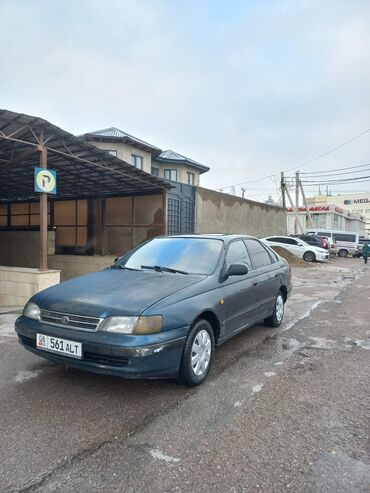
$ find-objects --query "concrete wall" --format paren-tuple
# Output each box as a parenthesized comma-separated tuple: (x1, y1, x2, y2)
(0, 266, 60, 306)
(0, 231, 55, 268)
(195, 187, 286, 237)
(48, 254, 115, 281)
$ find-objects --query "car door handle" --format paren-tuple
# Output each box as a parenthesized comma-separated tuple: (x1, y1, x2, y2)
(253, 281, 258, 286)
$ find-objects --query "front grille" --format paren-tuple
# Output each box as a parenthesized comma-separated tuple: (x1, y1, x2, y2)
(40, 309, 102, 332)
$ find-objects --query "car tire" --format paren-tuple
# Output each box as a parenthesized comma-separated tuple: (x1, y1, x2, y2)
(303, 251, 316, 262)
(177, 319, 215, 387)
(338, 249, 348, 258)
(264, 291, 285, 328)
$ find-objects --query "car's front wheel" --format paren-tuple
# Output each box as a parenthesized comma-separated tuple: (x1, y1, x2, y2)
(177, 319, 215, 386)
(264, 291, 285, 327)
(303, 251, 316, 262)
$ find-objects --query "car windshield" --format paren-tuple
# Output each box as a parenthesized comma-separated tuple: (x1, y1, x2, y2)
(113, 237, 224, 275)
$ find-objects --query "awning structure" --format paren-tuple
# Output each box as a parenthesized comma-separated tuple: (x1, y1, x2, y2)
(0, 109, 171, 270)
(0, 109, 171, 203)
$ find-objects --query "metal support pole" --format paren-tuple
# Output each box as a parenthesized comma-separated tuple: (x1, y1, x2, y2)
(39, 146, 48, 271)
(280, 172, 286, 209)
(162, 190, 168, 235)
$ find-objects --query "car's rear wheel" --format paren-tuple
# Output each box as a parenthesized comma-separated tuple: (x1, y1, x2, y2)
(264, 292, 285, 327)
(303, 251, 316, 262)
(338, 249, 348, 258)
(177, 319, 215, 386)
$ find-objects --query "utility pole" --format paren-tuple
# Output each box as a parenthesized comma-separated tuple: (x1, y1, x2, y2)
(285, 185, 305, 234)
(280, 171, 286, 209)
(294, 171, 300, 234)
(299, 177, 314, 229)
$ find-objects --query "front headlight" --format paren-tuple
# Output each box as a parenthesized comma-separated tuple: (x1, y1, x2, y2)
(99, 315, 163, 334)
(23, 301, 40, 320)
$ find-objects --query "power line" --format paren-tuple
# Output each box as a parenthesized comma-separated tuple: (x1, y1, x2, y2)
(285, 128, 370, 172)
(219, 174, 276, 191)
(302, 175, 370, 184)
(299, 166, 370, 179)
(302, 162, 370, 175)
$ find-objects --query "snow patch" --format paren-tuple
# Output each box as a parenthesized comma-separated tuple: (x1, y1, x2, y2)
(15, 370, 42, 383)
(252, 384, 264, 393)
(264, 371, 276, 378)
(149, 448, 180, 464)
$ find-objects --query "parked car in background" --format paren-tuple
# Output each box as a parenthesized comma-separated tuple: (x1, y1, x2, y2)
(321, 235, 337, 255)
(291, 234, 324, 249)
(355, 238, 370, 257)
(305, 230, 359, 257)
(15, 235, 292, 386)
(262, 235, 329, 262)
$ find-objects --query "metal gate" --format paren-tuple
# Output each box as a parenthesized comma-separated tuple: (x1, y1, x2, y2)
(167, 182, 195, 235)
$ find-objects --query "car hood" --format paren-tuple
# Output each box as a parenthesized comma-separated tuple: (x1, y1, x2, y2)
(32, 268, 205, 317)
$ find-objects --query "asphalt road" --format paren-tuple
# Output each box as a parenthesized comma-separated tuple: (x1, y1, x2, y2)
(0, 257, 369, 492)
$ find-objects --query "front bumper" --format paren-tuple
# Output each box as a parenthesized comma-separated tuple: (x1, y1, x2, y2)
(15, 316, 188, 379)
(317, 252, 329, 262)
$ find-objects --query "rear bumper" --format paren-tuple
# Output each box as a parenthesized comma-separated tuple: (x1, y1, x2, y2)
(15, 316, 188, 379)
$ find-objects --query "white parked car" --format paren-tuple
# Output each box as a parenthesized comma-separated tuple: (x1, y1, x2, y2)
(262, 236, 329, 262)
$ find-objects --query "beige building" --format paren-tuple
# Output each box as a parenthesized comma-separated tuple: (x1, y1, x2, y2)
(82, 128, 210, 186)
(307, 192, 370, 236)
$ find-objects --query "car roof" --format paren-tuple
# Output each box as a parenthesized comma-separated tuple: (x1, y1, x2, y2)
(160, 234, 260, 243)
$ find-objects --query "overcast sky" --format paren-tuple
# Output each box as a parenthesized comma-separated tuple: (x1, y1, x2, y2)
(1, 0, 369, 202)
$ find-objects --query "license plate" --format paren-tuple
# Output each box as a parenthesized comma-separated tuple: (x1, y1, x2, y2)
(36, 333, 82, 359)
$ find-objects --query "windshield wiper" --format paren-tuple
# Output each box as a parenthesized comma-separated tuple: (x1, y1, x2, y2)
(141, 265, 188, 275)
(111, 265, 141, 271)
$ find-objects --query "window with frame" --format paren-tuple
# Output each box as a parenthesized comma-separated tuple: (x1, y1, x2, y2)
(187, 172, 194, 185)
(151, 166, 159, 177)
(226, 240, 252, 269)
(244, 239, 273, 269)
(0, 204, 8, 226)
(9, 202, 50, 226)
(164, 169, 177, 181)
(54, 200, 88, 253)
(107, 150, 117, 157)
(131, 154, 143, 169)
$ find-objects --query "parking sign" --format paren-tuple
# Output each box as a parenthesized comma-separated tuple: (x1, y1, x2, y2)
(34, 168, 57, 194)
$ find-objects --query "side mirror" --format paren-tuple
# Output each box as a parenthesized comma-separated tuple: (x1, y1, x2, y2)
(226, 263, 249, 278)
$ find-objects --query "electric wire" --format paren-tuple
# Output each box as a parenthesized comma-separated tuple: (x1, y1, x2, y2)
(284, 128, 370, 172)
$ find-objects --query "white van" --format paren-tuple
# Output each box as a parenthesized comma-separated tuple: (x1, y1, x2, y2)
(305, 230, 359, 257)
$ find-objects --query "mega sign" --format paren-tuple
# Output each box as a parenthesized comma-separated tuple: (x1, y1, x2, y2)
(343, 198, 369, 205)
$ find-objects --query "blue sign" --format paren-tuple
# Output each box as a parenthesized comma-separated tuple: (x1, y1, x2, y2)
(34, 168, 57, 194)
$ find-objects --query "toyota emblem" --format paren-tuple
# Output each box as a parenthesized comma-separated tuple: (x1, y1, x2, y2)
(61, 315, 70, 325)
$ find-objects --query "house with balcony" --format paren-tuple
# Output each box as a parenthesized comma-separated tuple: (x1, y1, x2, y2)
(82, 127, 210, 186)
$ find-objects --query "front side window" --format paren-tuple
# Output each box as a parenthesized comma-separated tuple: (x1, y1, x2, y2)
(245, 239, 272, 269)
(116, 237, 223, 275)
(164, 169, 177, 181)
(187, 172, 194, 185)
(131, 154, 143, 169)
(151, 167, 159, 176)
(226, 240, 251, 269)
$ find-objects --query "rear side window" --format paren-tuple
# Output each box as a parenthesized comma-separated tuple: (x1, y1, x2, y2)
(286, 238, 298, 245)
(245, 239, 273, 269)
(226, 240, 252, 269)
(333, 233, 356, 242)
(267, 237, 288, 244)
